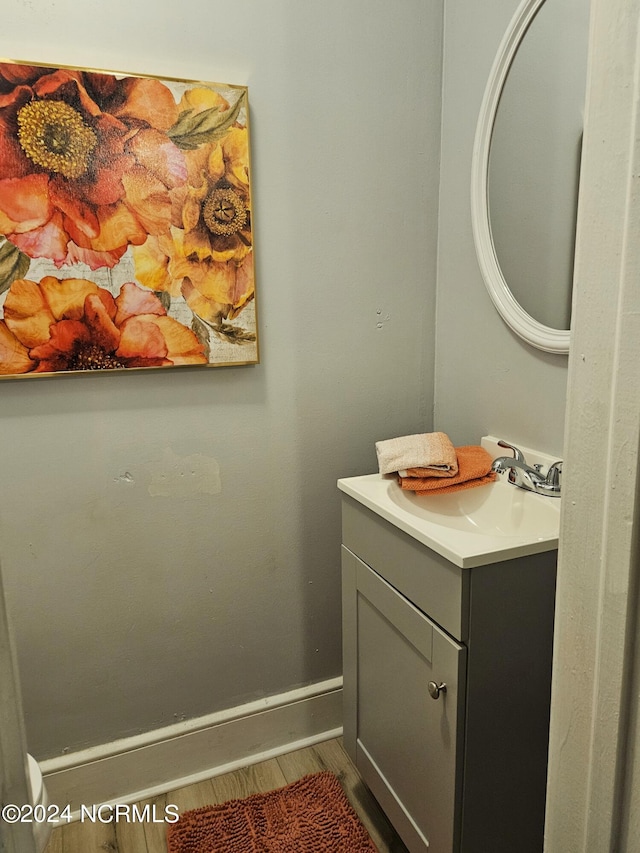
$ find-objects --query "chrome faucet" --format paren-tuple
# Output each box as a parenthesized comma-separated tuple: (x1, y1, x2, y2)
(491, 440, 562, 497)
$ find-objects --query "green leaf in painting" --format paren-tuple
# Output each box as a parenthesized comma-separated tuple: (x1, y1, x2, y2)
(168, 91, 246, 150)
(154, 290, 172, 312)
(191, 314, 211, 361)
(169, 105, 221, 139)
(212, 322, 256, 345)
(0, 238, 30, 296)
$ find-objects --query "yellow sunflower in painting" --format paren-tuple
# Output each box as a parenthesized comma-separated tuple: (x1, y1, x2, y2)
(134, 225, 254, 326)
(133, 88, 254, 330)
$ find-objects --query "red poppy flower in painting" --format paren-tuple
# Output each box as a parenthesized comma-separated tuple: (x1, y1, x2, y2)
(0, 318, 33, 374)
(1, 276, 206, 374)
(0, 63, 187, 269)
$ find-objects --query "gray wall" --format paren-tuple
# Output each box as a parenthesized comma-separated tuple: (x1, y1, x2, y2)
(434, 0, 576, 456)
(0, 0, 443, 758)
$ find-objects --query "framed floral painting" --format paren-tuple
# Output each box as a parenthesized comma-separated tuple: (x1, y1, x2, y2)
(0, 60, 258, 378)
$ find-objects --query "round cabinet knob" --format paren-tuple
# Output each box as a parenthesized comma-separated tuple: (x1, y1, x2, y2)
(428, 681, 447, 700)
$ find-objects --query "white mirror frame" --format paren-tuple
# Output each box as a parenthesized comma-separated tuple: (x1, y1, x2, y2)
(471, 0, 571, 354)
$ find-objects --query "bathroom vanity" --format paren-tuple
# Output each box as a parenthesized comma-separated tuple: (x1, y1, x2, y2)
(339, 459, 558, 853)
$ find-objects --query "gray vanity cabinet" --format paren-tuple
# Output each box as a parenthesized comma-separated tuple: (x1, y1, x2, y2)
(343, 545, 466, 851)
(341, 494, 557, 853)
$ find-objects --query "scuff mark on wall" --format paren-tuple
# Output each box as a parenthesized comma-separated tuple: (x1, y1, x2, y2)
(375, 308, 391, 330)
(147, 447, 222, 498)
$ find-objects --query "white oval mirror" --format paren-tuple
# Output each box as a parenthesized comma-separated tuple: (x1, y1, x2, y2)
(471, 0, 589, 354)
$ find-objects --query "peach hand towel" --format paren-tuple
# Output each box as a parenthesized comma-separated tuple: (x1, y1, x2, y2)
(376, 432, 458, 476)
(399, 445, 496, 494)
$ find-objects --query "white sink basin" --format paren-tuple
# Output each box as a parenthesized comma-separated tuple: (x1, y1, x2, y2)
(388, 479, 559, 538)
(338, 470, 560, 568)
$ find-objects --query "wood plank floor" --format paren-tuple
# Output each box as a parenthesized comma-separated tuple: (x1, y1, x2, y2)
(43, 737, 408, 852)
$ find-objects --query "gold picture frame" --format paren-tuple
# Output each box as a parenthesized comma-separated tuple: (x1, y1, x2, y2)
(0, 59, 258, 379)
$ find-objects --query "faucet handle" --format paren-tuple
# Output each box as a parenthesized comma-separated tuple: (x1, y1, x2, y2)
(497, 440, 526, 463)
(545, 460, 563, 487)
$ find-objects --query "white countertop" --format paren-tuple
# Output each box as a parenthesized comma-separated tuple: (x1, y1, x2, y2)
(338, 471, 560, 568)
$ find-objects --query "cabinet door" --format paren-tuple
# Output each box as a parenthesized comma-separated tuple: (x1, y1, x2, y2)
(342, 547, 466, 853)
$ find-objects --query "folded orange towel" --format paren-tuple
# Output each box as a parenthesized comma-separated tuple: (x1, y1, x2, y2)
(399, 445, 496, 494)
(376, 431, 458, 476)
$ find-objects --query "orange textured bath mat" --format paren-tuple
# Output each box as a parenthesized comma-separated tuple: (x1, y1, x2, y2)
(166, 770, 378, 852)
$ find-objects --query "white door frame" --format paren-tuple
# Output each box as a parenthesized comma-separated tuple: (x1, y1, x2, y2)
(544, 0, 640, 849)
(0, 557, 37, 853)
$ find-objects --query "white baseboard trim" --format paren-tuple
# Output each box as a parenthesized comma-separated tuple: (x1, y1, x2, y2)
(41, 677, 343, 819)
